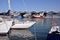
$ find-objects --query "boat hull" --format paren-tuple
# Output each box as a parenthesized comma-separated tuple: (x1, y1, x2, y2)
(0, 21, 12, 34)
(11, 21, 36, 29)
(33, 16, 43, 18)
(32, 15, 43, 18)
(47, 33, 60, 40)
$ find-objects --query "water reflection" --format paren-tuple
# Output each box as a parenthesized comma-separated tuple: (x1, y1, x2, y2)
(0, 18, 60, 40)
(9, 30, 34, 40)
(29, 18, 53, 40)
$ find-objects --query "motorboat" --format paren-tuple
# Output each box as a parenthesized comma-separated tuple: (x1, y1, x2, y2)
(33, 15, 43, 18)
(11, 21, 36, 29)
(47, 26, 60, 40)
(0, 17, 12, 34)
(32, 13, 44, 18)
(47, 31, 60, 40)
(11, 19, 36, 29)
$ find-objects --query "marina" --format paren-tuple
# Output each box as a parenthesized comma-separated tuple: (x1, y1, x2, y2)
(0, 0, 60, 40)
(0, 8, 60, 40)
(0, 14, 60, 40)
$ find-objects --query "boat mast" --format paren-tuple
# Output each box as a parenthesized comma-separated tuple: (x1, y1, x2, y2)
(8, 0, 11, 10)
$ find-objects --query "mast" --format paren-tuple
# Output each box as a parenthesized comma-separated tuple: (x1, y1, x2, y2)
(8, 0, 11, 10)
(7, 0, 11, 16)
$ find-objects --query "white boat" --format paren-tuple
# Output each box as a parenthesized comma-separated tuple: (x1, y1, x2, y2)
(0, 17, 12, 34)
(11, 20, 36, 29)
(33, 15, 42, 18)
(32, 13, 44, 18)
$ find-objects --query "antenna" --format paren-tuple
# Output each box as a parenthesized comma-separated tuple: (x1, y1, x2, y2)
(8, 0, 11, 10)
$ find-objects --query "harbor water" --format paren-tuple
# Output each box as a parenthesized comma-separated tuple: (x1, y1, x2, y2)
(0, 15, 60, 40)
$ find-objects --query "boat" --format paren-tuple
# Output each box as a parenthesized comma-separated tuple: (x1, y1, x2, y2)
(32, 13, 44, 18)
(11, 19, 36, 29)
(47, 26, 60, 40)
(47, 31, 60, 40)
(0, 17, 12, 35)
(33, 15, 43, 18)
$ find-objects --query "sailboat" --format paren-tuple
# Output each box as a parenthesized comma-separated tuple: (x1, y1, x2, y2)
(7, 0, 36, 29)
(11, 19, 36, 29)
(0, 17, 12, 35)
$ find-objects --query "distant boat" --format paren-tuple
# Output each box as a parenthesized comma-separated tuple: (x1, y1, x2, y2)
(0, 17, 12, 35)
(32, 15, 43, 18)
(32, 13, 44, 18)
(11, 20, 36, 29)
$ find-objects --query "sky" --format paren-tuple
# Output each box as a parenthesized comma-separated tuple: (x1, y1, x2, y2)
(0, 0, 60, 12)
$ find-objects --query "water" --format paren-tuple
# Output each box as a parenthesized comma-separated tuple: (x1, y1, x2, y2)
(0, 17, 60, 40)
(29, 18, 52, 40)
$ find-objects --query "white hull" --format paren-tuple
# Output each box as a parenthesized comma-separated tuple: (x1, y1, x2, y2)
(0, 21, 12, 33)
(11, 21, 36, 29)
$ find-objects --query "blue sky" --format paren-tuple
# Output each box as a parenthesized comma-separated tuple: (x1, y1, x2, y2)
(0, 0, 60, 12)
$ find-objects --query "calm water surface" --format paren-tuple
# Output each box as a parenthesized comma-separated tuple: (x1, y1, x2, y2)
(0, 18, 60, 40)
